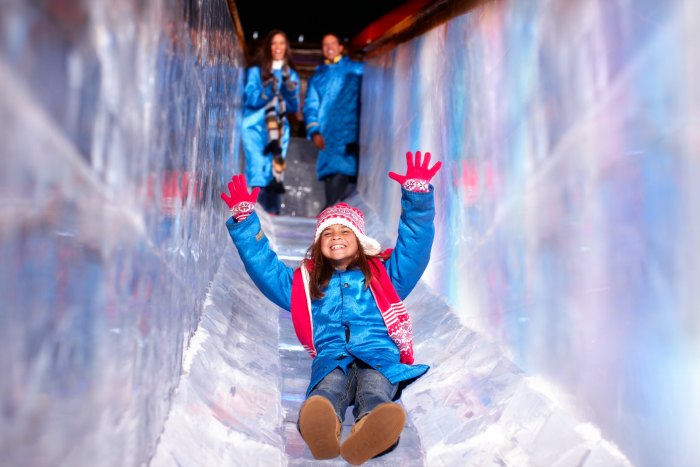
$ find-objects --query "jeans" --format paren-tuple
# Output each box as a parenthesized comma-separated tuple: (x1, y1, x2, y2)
(307, 360, 398, 423)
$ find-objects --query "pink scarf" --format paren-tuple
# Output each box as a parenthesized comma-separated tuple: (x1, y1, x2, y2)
(290, 251, 415, 365)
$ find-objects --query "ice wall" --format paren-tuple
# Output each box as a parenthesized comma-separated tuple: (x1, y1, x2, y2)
(360, 1, 700, 466)
(3, 0, 699, 466)
(0, 1, 243, 465)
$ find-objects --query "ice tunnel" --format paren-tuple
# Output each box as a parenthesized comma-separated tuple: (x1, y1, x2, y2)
(1, 0, 699, 466)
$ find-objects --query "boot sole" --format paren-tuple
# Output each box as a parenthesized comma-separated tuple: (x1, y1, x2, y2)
(340, 402, 406, 465)
(298, 396, 341, 460)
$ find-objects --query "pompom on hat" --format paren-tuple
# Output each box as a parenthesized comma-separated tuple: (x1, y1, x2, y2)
(314, 203, 381, 256)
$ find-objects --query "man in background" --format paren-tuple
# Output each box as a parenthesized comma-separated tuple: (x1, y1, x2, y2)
(303, 33, 363, 210)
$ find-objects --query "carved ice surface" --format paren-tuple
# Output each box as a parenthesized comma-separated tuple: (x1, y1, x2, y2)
(2, 1, 698, 466)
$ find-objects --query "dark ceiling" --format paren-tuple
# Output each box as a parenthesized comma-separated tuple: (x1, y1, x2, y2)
(234, 1, 410, 47)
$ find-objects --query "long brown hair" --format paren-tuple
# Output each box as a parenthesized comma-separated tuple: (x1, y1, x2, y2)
(306, 234, 382, 300)
(257, 29, 297, 81)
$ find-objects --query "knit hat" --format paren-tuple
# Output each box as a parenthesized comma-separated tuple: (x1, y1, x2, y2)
(314, 203, 381, 255)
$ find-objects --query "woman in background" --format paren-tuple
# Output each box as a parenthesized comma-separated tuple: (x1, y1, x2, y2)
(241, 29, 300, 214)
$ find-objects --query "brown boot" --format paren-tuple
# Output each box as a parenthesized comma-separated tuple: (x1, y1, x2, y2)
(298, 396, 341, 459)
(340, 402, 405, 465)
(272, 155, 286, 173)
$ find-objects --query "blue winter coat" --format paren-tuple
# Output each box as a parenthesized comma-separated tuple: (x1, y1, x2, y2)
(302, 56, 363, 180)
(226, 188, 435, 398)
(242, 66, 300, 187)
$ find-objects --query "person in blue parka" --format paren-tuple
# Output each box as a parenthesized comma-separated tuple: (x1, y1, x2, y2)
(242, 29, 300, 214)
(303, 33, 364, 210)
(220, 151, 442, 465)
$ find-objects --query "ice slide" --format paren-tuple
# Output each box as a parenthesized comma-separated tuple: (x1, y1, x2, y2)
(1, 1, 698, 466)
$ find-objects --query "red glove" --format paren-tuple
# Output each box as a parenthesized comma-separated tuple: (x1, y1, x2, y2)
(220, 174, 260, 222)
(388, 151, 442, 192)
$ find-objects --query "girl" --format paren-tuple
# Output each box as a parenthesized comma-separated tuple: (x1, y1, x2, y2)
(242, 29, 300, 214)
(221, 151, 441, 465)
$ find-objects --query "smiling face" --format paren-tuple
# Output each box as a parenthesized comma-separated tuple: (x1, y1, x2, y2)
(270, 33, 287, 61)
(319, 224, 359, 270)
(321, 34, 343, 62)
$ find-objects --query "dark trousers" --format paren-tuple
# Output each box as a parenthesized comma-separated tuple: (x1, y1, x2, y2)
(257, 186, 281, 215)
(323, 173, 357, 209)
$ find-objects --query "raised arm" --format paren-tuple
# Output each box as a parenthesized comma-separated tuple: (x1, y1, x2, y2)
(221, 174, 293, 309)
(385, 151, 442, 299)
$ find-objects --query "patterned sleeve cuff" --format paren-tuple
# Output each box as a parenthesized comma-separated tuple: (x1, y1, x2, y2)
(231, 201, 256, 222)
(402, 179, 430, 193)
